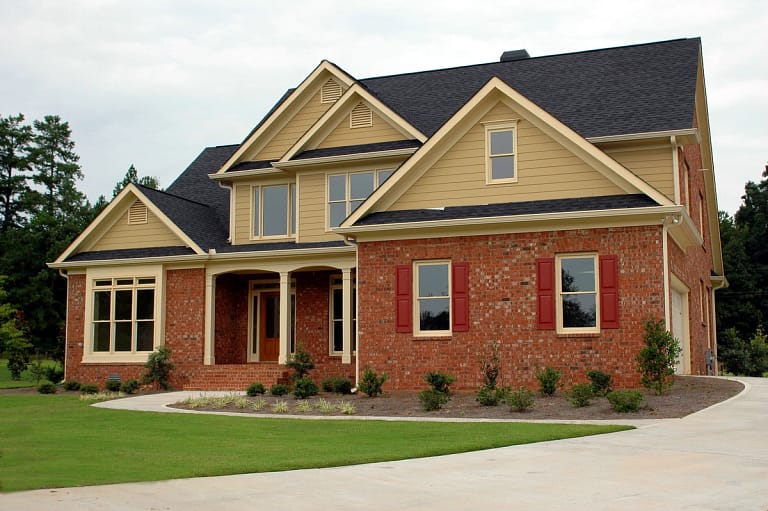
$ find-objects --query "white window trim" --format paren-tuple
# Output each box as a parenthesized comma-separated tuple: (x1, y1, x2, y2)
(247, 279, 296, 362)
(325, 169, 394, 230)
(413, 260, 452, 338)
(250, 183, 297, 241)
(555, 253, 600, 334)
(329, 275, 356, 356)
(82, 265, 164, 363)
(484, 120, 519, 184)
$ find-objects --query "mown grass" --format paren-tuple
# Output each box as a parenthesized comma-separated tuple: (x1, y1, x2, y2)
(0, 393, 632, 492)
(0, 358, 58, 389)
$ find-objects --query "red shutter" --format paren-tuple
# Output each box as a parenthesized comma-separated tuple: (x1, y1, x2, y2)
(451, 262, 469, 332)
(599, 255, 620, 329)
(395, 265, 412, 333)
(537, 258, 556, 330)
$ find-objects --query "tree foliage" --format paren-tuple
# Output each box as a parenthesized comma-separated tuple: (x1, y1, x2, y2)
(636, 318, 681, 395)
(112, 164, 159, 198)
(0, 114, 33, 233)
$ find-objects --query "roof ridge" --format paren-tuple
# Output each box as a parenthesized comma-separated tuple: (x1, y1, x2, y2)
(136, 184, 212, 209)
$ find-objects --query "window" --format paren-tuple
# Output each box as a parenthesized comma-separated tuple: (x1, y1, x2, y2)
(92, 277, 156, 353)
(486, 122, 518, 183)
(327, 170, 393, 228)
(556, 255, 598, 332)
(330, 275, 356, 354)
(252, 184, 296, 238)
(415, 262, 451, 334)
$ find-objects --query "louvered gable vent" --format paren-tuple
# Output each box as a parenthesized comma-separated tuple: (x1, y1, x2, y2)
(350, 102, 372, 129)
(321, 78, 342, 103)
(128, 201, 148, 225)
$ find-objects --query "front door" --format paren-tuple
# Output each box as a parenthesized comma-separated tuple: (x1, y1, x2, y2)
(259, 292, 280, 362)
(671, 288, 688, 374)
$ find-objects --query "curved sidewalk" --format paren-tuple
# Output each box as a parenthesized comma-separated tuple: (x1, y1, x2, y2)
(4, 377, 766, 510)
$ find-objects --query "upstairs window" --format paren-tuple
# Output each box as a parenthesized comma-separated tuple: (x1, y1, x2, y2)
(252, 184, 296, 238)
(486, 122, 518, 183)
(327, 169, 394, 228)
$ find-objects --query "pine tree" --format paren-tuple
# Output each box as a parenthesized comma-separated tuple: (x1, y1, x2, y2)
(0, 114, 33, 233)
(112, 163, 159, 198)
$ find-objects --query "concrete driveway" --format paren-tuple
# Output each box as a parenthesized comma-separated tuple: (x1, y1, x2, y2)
(3, 377, 766, 511)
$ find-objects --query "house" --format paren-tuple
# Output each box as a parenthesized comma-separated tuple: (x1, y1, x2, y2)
(51, 38, 724, 390)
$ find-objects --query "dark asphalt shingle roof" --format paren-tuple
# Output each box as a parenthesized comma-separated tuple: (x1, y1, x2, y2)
(226, 159, 276, 172)
(355, 194, 658, 226)
(294, 139, 421, 160)
(66, 246, 196, 262)
(217, 240, 348, 253)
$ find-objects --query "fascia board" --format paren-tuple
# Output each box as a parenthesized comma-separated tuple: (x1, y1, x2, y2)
(587, 129, 699, 144)
(272, 147, 418, 170)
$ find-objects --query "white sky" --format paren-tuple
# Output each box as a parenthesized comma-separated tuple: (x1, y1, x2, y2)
(1, 0, 766, 214)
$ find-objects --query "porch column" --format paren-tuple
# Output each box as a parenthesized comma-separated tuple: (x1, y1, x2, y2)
(278, 271, 291, 364)
(203, 271, 216, 365)
(342, 267, 352, 364)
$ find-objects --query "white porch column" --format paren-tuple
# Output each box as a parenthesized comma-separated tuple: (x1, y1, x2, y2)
(203, 271, 216, 365)
(342, 267, 353, 364)
(278, 271, 291, 364)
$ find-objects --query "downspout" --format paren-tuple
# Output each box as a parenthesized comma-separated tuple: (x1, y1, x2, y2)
(710, 277, 728, 375)
(58, 269, 69, 382)
(342, 235, 360, 388)
(662, 215, 681, 330)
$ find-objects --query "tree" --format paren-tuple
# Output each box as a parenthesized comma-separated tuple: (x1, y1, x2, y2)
(0, 114, 33, 233)
(0, 276, 31, 380)
(636, 318, 681, 395)
(112, 164, 159, 198)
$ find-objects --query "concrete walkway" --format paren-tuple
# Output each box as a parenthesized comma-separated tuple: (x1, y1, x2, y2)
(3, 377, 766, 510)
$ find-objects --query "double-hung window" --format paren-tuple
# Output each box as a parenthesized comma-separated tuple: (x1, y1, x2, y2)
(329, 275, 356, 354)
(252, 183, 296, 238)
(486, 121, 518, 183)
(327, 169, 394, 228)
(415, 261, 451, 335)
(556, 255, 598, 332)
(92, 277, 157, 354)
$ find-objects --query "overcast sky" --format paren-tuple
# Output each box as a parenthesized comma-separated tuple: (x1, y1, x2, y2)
(1, 0, 766, 214)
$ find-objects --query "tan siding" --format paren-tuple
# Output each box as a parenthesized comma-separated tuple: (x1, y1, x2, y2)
(316, 111, 407, 149)
(296, 172, 339, 243)
(233, 184, 252, 245)
(608, 146, 674, 199)
(91, 207, 183, 251)
(391, 102, 625, 210)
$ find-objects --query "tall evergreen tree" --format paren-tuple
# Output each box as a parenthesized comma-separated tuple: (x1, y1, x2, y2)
(0, 114, 33, 233)
(112, 163, 159, 198)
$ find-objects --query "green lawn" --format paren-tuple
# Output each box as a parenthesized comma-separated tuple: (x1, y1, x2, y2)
(0, 394, 632, 492)
(0, 358, 59, 389)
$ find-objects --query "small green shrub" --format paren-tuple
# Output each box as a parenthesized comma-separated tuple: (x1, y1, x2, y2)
(479, 340, 502, 389)
(246, 382, 266, 396)
(322, 376, 353, 394)
(269, 383, 290, 396)
(587, 370, 613, 396)
(105, 380, 121, 392)
(63, 380, 81, 391)
(286, 345, 315, 381)
(315, 398, 337, 414)
(143, 346, 174, 390)
(120, 379, 139, 394)
(567, 383, 594, 408)
(338, 400, 357, 415)
(423, 371, 455, 395)
(37, 382, 57, 394)
(250, 398, 267, 411)
(43, 365, 64, 384)
(476, 384, 508, 406)
(419, 389, 449, 411)
(636, 318, 682, 395)
(271, 400, 289, 413)
(29, 357, 47, 384)
(293, 377, 319, 399)
(295, 400, 313, 413)
(80, 383, 99, 395)
(506, 387, 535, 412)
(358, 365, 388, 397)
(536, 366, 561, 396)
(607, 389, 645, 413)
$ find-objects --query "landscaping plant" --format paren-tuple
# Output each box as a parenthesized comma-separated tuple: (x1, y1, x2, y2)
(358, 365, 388, 397)
(476, 340, 506, 406)
(636, 318, 682, 395)
(246, 382, 266, 396)
(566, 383, 593, 408)
(143, 346, 174, 390)
(269, 383, 290, 396)
(120, 379, 139, 394)
(105, 379, 121, 392)
(607, 389, 645, 413)
(536, 366, 561, 396)
(37, 382, 57, 394)
(322, 376, 353, 394)
(420, 371, 456, 411)
(293, 377, 319, 399)
(586, 370, 613, 396)
(63, 380, 81, 391)
(80, 383, 98, 394)
(286, 345, 314, 381)
(506, 387, 535, 412)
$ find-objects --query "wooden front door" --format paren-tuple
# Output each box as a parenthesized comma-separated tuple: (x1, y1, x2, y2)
(259, 292, 280, 362)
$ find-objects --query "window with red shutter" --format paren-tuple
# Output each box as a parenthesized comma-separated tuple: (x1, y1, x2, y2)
(395, 265, 412, 333)
(599, 255, 619, 329)
(451, 262, 469, 332)
(537, 258, 556, 330)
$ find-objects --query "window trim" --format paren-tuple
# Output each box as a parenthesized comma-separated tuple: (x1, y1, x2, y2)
(555, 253, 600, 334)
(485, 120, 519, 184)
(329, 274, 356, 356)
(413, 260, 452, 337)
(326, 169, 394, 230)
(83, 265, 163, 363)
(250, 183, 297, 240)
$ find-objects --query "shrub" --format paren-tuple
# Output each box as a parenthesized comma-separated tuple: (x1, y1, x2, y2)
(607, 389, 645, 413)
(286, 345, 314, 381)
(322, 376, 353, 394)
(587, 370, 613, 396)
(719, 327, 768, 377)
(338, 401, 357, 415)
(5, 335, 32, 381)
(636, 318, 682, 395)
(80, 383, 99, 395)
(358, 365, 388, 397)
(28, 356, 47, 384)
(423, 371, 455, 395)
(566, 383, 594, 408)
(246, 382, 266, 396)
(478, 340, 502, 389)
(315, 398, 337, 414)
(37, 382, 57, 394)
(63, 380, 81, 391)
(269, 383, 290, 396)
(419, 389, 449, 411)
(293, 377, 319, 399)
(476, 384, 508, 406)
(120, 379, 139, 394)
(105, 379, 121, 392)
(43, 364, 64, 384)
(536, 366, 561, 396)
(143, 346, 174, 390)
(295, 400, 313, 413)
(506, 387, 535, 412)
(271, 400, 289, 413)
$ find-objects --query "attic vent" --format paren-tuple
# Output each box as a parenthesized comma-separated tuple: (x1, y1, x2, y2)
(321, 78, 342, 103)
(500, 49, 530, 62)
(350, 102, 372, 129)
(128, 201, 148, 225)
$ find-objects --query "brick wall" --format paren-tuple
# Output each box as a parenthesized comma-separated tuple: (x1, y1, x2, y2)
(356, 226, 666, 390)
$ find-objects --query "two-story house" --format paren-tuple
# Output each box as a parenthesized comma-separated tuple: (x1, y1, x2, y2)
(51, 37, 724, 390)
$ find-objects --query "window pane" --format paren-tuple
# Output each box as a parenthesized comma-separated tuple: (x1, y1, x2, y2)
(329, 202, 347, 228)
(290, 294, 296, 354)
(378, 169, 394, 186)
(490, 130, 514, 154)
(116, 278, 133, 286)
(114, 290, 132, 320)
(136, 322, 154, 351)
(332, 320, 343, 352)
(290, 184, 296, 235)
(137, 277, 155, 285)
(328, 175, 346, 201)
(418, 264, 449, 297)
(114, 322, 132, 351)
(94, 291, 111, 321)
(350, 200, 364, 213)
(491, 156, 515, 180)
(561, 258, 596, 292)
(349, 172, 374, 200)
(332, 288, 343, 319)
(251, 295, 259, 354)
(265, 295, 279, 338)
(562, 295, 597, 328)
(95, 279, 112, 287)
(136, 289, 154, 320)
(419, 298, 450, 331)
(93, 323, 111, 352)
(253, 188, 260, 236)
(262, 185, 288, 236)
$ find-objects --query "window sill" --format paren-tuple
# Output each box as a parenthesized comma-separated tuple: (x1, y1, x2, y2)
(411, 335, 453, 341)
(554, 331, 602, 339)
(82, 353, 151, 364)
